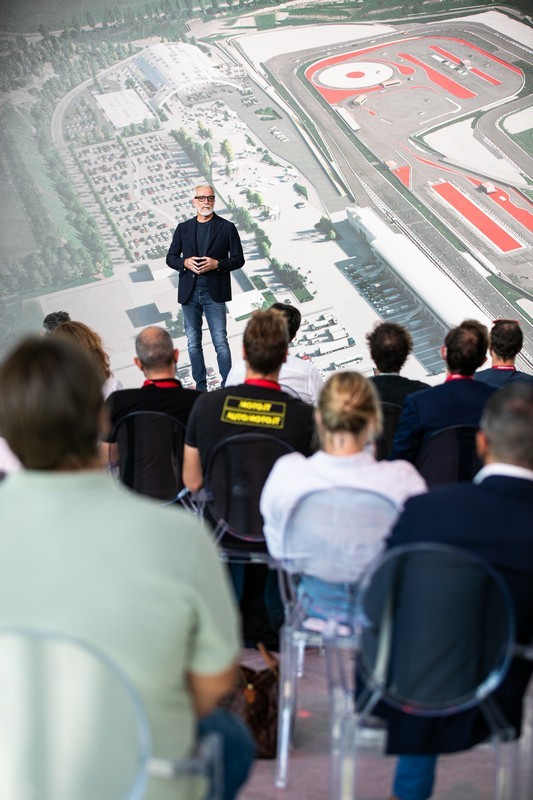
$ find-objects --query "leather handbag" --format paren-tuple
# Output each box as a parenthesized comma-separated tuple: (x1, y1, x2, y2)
(219, 643, 279, 758)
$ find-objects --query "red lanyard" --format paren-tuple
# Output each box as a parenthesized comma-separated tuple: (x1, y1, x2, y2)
(244, 379, 281, 391)
(143, 379, 181, 388)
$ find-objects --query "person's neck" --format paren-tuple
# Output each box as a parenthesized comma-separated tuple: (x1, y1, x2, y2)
(491, 355, 515, 368)
(196, 212, 213, 223)
(321, 430, 365, 457)
(245, 368, 281, 383)
(374, 368, 400, 376)
(143, 369, 176, 380)
(446, 369, 473, 378)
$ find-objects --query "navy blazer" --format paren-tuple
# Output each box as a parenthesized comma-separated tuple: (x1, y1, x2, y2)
(166, 213, 245, 304)
(379, 475, 533, 755)
(371, 374, 429, 407)
(390, 379, 496, 463)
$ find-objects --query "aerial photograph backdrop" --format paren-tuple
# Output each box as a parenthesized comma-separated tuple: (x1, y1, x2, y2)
(1, 0, 532, 386)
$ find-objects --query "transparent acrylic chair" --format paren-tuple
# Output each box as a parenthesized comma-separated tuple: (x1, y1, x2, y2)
(273, 486, 400, 793)
(0, 626, 222, 800)
(338, 543, 517, 800)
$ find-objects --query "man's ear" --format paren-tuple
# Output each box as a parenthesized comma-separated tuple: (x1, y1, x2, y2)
(134, 357, 143, 371)
(173, 349, 179, 364)
(98, 404, 111, 440)
(440, 345, 447, 362)
(476, 429, 488, 461)
(282, 348, 288, 364)
(242, 345, 248, 363)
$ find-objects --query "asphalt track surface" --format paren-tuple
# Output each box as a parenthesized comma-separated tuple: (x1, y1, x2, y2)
(264, 21, 533, 358)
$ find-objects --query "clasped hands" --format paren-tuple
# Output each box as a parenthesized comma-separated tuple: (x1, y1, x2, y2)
(185, 256, 219, 274)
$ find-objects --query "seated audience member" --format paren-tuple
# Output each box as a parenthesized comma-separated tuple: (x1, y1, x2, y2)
(366, 322, 429, 405)
(54, 320, 123, 399)
(183, 308, 315, 493)
(475, 318, 533, 386)
(260, 372, 426, 621)
(391, 319, 496, 463)
(105, 326, 200, 428)
(384, 382, 533, 800)
(0, 336, 254, 800)
(42, 310, 70, 335)
(183, 309, 315, 647)
(225, 303, 324, 404)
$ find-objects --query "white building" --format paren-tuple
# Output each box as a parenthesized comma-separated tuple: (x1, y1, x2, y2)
(346, 206, 493, 330)
(135, 43, 241, 108)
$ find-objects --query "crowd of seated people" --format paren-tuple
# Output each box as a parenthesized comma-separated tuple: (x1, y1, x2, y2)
(0, 307, 532, 800)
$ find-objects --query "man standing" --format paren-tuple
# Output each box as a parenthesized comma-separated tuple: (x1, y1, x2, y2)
(474, 318, 533, 387)
(384, 382, 533, 800)
(166, 185, 244, 391)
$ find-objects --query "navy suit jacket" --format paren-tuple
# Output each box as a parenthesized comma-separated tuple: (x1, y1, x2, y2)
(379, 474, 533, 755)
(166, 213, 244, 304)
(390, 378, 496, 462)
(474, 367, 533, 387)
(371, 374, 429, 407)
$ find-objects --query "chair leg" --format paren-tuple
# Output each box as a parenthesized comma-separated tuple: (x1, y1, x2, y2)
(326, 641, 356, 800)
(494, 738, 518, 800)
(275, 625, 298, 789)
(296, 637, 306, 678)
(518, 690, 533, 800)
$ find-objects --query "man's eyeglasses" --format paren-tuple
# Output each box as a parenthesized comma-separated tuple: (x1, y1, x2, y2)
(194, 195, 215, 202)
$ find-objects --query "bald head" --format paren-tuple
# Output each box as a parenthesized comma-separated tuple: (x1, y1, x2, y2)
(135, 327, 177, 376)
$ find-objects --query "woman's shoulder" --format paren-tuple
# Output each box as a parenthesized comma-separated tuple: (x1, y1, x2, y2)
(376, 457, 427, 495)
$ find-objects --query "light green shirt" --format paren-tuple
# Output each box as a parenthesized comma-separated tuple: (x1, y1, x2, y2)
(0, 470, 240, 799)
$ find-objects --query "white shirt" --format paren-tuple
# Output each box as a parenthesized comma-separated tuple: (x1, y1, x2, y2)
(474, 462, 533, 483)
(103, 375, 123, 401)
(225, 355, 323, 405)
(260, 449, 427, 562)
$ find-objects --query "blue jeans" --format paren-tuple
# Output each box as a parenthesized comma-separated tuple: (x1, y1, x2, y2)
(198, 708, 255, 800)
(393, 754, 438, 800)
(298, 575, 357, 625)
(182, 280, 231, 391)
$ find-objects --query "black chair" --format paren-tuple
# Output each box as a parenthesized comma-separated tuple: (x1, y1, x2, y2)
(337, 543, 517, 799)
(202, 432, 294, 559)
(375, 402, 403, 461)
(415, 424, 482, 487)
(108, 411, 187, 504)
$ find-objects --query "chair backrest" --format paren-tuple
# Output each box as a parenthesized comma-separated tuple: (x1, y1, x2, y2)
(374, 402, 403, 461)
(110, 410, 187, 502)
(0, 626, 150, 800)
(281, 487, 400, 584)
(415, 424, 482, 487)
(357, 543, 515, 716)
(204, 433, 295, 550)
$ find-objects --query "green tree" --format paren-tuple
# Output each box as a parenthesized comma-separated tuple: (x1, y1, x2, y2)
(220, 139, 233, 162)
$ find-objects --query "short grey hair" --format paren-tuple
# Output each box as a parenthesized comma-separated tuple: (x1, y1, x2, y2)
(135, 327, 174, 370)
(481, 382, 533, 469)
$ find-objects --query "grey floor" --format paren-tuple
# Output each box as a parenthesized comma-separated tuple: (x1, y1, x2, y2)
(239, 648, 532, 800)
